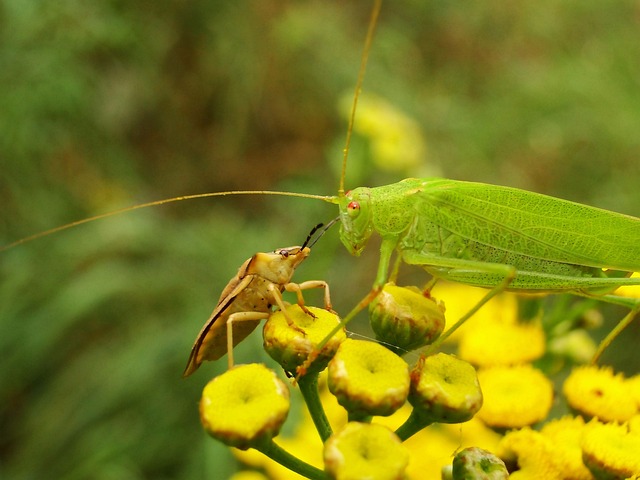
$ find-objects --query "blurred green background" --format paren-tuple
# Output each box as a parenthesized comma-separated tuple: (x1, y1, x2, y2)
(2, 1, 640, 479)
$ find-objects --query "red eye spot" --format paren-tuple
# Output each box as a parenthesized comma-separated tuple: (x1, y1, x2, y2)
(348, 201, 360, 211)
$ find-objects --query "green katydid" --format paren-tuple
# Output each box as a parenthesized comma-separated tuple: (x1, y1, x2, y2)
(2, 0, 639, 367)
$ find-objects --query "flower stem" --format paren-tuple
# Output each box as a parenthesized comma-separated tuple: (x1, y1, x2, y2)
(395, 409, 432, 441)
(298, 373, 333, 442)
(255, 439, 328, 480)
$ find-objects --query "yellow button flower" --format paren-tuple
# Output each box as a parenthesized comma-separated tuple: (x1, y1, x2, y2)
(497, 428, 564, 480)
(324, 422, 409, 480)
(539, 416, 593, 479)
(563, 365, 637, 422)
(328, 338, 410, 418)
(458, 317, 546, 367)
(263, 305, 346, 375)
(582, 420, 640, 479)
(200, 363, 289, 450)
(408, 353, 483, 425)
(476, 365, 553, 429)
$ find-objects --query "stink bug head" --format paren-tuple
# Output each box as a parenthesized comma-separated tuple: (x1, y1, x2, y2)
(249, 246, 310, 284)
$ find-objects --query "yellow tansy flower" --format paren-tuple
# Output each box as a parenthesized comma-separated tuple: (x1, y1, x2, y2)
(628, 374, 640, 410)
(563, 365, 637, 422)
(582, 420, 640, 478)
(403, 416, 503, 480)
(200, 364, 290, 449)
(429, 282, 519, 345)
(459, 317, 545, 367)
(629, 415, 640, 434)
(229, 472, 270, 480)
(342, 93, 427, 173)
(324, 422, 409, 480)
(539, 416, 593, 480)
(476, 365, 553, 428)
(497, 428, 564, 480)
(328, 338, 410, 417)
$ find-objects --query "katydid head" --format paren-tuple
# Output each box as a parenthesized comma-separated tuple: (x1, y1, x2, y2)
(338, 187, 374, 256)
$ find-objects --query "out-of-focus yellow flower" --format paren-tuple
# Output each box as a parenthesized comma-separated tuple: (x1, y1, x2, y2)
(628, 374, 640, 411)
(582, 420, 640, 478)
(397, 413, 502, 480)
(629, 415, 640, 434)
(563, 365, 637, 422)
(476, 365, 553, 429)
(229, 472, 270, 480)
(497, 428, 564, 480)
(341, 93, 427, 174)
(458, 316, 545, 367)
(429, 282, 519, 345)
(539, 416, 593, 480)
(614, 272, 640, 298)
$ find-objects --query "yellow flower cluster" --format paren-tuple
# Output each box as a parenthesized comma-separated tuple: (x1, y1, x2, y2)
(431, 282, 551, 430)
(564, 365, 639, 422)
(499, 416, 640, 479)
(198, 280, 640, 479)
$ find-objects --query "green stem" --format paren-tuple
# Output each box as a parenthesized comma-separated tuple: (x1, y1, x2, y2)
(298, 373, 333, 442)
(395, 409, 432, 441)
(255, 439, 328, 480)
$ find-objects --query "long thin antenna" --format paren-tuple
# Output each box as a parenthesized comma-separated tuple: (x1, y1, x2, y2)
(303, 216, 341, 250)
(338, 0, 382, 197)
(1, 190, 336, 252)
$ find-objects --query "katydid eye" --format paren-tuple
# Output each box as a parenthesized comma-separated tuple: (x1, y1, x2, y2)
(347, 201, 360, 218)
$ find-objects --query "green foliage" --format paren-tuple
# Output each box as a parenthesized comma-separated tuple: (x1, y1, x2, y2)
(2, 1, 639, 479)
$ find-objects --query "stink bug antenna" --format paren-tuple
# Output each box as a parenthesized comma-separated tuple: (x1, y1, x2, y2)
(303, 216, 340, 249)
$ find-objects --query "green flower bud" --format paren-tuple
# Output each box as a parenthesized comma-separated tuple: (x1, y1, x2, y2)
(328, 338, 409, 418)
(263, 305, 346, 375)
(199, 363, 289, 450)
(369, 284, 445, 354)
(451, 447, 509, 480)
(324, 422, 409, 480)
(409, 353, 483, 424)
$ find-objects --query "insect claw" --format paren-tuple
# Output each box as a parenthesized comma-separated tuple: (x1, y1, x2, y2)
(298, 303, 317, 319)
